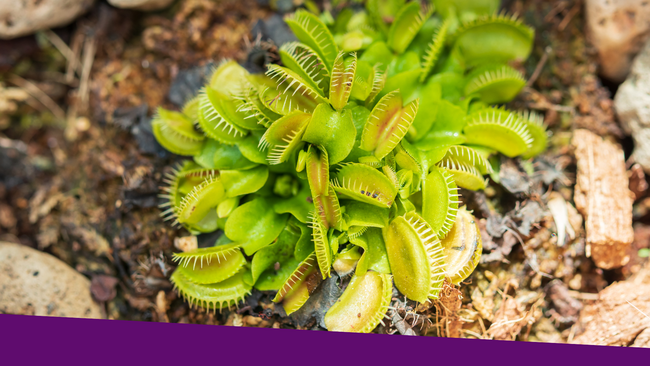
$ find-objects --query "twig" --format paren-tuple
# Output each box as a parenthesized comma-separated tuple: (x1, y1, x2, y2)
(8, 74, 65, 120)
(627, 300, 650, 320)
(526, 46, 551, 87)
(504, 226, 553, 278)
(488, 312, 528, 330)
(42, 30, 81, 78)
(567, 290, 600, 301)
(66, 32, 84, 84)
(79, 35, 97, 107)
(558, 2, 580, 31)
(567, 323, 577, 343)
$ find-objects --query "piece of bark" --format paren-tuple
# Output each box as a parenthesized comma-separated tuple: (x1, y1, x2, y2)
(435, 281, 464, 338)
(572, 282, 650, 346)
(487, 297, 528, 340)
(632, 328, 650, 347)
(572, 129, 634, 269)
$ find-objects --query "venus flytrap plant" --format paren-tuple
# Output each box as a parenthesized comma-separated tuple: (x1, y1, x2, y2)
(152, 0, 548, 334)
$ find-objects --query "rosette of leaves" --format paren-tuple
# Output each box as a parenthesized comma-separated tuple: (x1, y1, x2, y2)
(153, 0, 546, 334)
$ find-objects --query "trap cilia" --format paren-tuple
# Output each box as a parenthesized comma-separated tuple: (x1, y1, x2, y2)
(152, 0, 545, 333)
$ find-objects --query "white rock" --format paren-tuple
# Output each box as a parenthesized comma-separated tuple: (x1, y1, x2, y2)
(615, 40, 650, 172)
(0, 0, 95, 40)
(585, 0, 650, 82)
(0, 242, 102, 318)
(107, 0, 174, 11)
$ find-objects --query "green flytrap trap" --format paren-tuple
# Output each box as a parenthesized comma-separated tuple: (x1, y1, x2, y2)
(153, 0, 545, 333)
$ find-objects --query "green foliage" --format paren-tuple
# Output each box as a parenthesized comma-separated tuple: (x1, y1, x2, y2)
(153, 0, 547, 333)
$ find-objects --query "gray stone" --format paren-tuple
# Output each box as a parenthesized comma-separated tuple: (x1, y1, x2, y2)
(107, 0, 174, 11)
(0, 242, 103, 318)
(586, 0, 650, 82)
(0, 0, 95, 40)
(614, 39, 650, 172)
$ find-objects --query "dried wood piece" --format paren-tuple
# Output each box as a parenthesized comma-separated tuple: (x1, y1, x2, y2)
(632, 328, 650, 348)
(433, 281, 464, 338)
(572, 129, 634, 269)
(486, 297, 528, 340)
(572, 282, 650, 346)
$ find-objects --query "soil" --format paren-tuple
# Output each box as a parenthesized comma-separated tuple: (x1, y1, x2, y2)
(1, 0, 648, 343)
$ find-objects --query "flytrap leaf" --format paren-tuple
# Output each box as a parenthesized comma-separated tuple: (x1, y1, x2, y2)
(463, 64, 526, 104)
(194, 138, 256, 170)
(422, 167, 459, 238)
(207, 59, 250, 96)
(387, 2, 430, 54)
(420, 19, 450, 82)
(233, 84, 281, 128)
(273, 252, 321, 315)
(344, 201, 389, 228)
(259, 83, 319, 116)
(518, 110, 548, 159)
(225, 197, 289, 255)
(311, 215, 333, 279)
(453, 13, 534, 67)
(443, 145, 492, 175)
(329, 52, 357, 110)
(332, 246, 363, 277)
(350, 60, 374, 101)
(360, 90, 419, 160)
(159, 163, 220, 225)
(352, 227, 391, 275)
(306, 147, 343, 232)
(365, 64, 387, 105)
(305, 145, 330, 198)
(152, 108, 204, 156)
(383, 212, 446, 303)
(260, 110, 311, 165)
(176, 175, 225, 232)
(302, 103, 357, 165)
(198, 86, 248, 143)
(463, 107, 533, 158)
(266, 64, 328, 103)
(173, 244, 246, 285)
(285, 10, 339, 73)
(171, 268, 252, 312)
(220, 165, 269, 197)
(436, 155, 487, 191)
(434, 0, 500, 21)
(366, 0, 406, 35)
(440, 206, 482, 285)
(273, 182, 312, 223)
(324, 270, 392, 333)
(251, 222, 301, 286)
(332, 163, 398, 208)
(153, 1, 545, 325)
(279, 42, 330, 93)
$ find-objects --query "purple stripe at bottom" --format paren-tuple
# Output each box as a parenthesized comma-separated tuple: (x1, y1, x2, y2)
(0, 314, 646, 365)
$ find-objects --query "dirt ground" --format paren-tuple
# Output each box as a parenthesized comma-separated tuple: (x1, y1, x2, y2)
(1, 0, 648, 343)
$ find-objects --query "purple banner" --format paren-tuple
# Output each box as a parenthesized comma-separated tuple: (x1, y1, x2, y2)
(0, 314, 645, 364)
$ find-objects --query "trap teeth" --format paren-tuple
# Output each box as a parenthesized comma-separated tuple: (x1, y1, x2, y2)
(440, 207, 482, 285)
(383, 212, 446, 303)
(324, 270, 392, 333)
(151, 2, 541, 322)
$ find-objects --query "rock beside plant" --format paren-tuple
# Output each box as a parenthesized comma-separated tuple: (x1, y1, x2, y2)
(585, 0, 650, 82)
(0, 242, 102, 319)
(615, 39, 650, 173)
(107, 0, 174, 11)
(0, 0, 95, 40)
